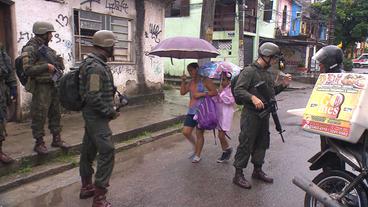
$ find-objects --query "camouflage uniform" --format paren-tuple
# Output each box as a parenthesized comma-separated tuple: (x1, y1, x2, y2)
(233, 62, 286, 170)
(21, 36, 66, 152)
(0, 44, 17, 164)
(79, 51, 117, 189)
(0, 46, 17, 139)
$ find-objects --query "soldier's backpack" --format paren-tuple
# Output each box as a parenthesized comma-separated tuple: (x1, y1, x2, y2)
(15, 44, 42, 86)
(14, 56, 28, 86)
(58, 65, 84, 111)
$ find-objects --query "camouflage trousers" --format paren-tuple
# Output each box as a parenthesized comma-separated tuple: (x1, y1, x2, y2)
(79, 108, 115, 188)
(0, 121, 6, 142)
(30, 83, 61, 139)
(0, 83, 8, 142)
(233, 109, 270, 169)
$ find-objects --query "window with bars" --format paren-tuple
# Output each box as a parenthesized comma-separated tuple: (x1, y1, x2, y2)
(165, 0, 190, 17)
(214, 1, 235, 31)
(212, 40, 232, 51)
(282, 6, 287, 30)
(263, 1, 273, 22)
(73, 10, 133, 62)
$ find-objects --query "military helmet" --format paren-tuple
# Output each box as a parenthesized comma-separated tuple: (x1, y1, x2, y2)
(312, 45, 343, 72)
(92, 30, 116, 48)
(33, 21, 55, 35)
(258, 42, 281, 57)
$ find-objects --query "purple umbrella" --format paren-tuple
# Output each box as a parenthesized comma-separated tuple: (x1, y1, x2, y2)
(149, 36, 219, 59)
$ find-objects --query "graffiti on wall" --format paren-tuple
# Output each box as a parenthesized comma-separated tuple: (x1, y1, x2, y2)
(80, 0, 101, 7)
(80, 0, 129, 14)
(144, 24, 162, 44)
(17, 32, 34, 43)
(111, 64, 136, 76)
(144, 22, 163, 79)
(152, 59, 162, 75)
(55, 14, 69, 27)
(144, 23, 162, 57)
(106, 0, 129, 14)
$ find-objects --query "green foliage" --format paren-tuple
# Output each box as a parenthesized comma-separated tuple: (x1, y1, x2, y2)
(343, 58, 353, 71)
(18, 165, 32, 174)
(17, 156, 33, 174)
(162, 84, 174, 90)
(137, 131, 152, 139)
(312, 0, 368, 50)
(55, 153, 76, 164)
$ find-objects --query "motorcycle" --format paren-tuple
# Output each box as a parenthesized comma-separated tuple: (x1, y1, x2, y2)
(292, 129, 368, 207)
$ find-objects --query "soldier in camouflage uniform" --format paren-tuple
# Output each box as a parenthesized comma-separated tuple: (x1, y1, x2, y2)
(232, 42, 292, 189)
(21, 22, 69, 155)
(78, 30, 119, 207)
(0, 42, 17, 164)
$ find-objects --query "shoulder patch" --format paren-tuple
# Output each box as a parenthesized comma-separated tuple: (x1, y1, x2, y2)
(22, 45, 35, 53)
(89, 74, 100, 92)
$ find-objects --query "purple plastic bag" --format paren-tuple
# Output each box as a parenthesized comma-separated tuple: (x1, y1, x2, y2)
(194, 96, 218, 130)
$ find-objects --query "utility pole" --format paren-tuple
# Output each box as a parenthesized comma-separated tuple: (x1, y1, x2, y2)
(328, 0, 336, 44)
(199, 0, 216, 66)
(238, 0, 245, 68)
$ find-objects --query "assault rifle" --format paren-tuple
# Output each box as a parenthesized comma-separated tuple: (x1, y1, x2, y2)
(115, 90, 129, 112)
(113, 86, 129, 112)
(255, 81, 285, 143)
(38, 45, 64, 82)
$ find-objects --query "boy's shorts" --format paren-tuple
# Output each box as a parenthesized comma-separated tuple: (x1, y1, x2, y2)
(183, 114, 198, 128)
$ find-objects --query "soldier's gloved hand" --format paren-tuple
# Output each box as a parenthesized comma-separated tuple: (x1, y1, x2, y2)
(10, 87, 17, 100)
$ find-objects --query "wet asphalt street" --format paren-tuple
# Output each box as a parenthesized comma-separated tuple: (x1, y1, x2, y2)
(0, 87, 322, 207)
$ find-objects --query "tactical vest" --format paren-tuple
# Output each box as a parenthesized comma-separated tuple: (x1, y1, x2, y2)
(79, 54, 115, 109)
(23, 38, 57, 83)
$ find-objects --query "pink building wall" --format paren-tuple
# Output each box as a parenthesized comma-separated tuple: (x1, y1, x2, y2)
(276, 0, 292, 36)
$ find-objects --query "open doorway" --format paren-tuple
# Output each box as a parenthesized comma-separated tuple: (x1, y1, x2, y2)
(0, 0, 17, 121)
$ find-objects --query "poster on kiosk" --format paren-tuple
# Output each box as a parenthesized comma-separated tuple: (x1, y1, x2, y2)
(302, 73, 368, 143)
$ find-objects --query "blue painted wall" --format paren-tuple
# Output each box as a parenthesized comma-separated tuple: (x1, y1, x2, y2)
(319, 24, 327, 41)
(289, 1, 302, 36)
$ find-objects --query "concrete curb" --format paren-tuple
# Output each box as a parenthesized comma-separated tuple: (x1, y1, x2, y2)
(0, 125, 183, 193)
(0, 115, 186, 177)
(0, 163, 76, 193)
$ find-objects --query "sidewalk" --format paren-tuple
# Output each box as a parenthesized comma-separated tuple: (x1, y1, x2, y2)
(0, 90, 189, 175)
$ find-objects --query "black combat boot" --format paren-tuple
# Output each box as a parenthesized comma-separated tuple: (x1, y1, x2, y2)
(233, 168, 251, 189)
(51, 133, 69, 149)
(252, 166, 274, 183)
(80, 176, 95, 199)
(34, 138, 48, 155)
(92, 187, 112, 207)
(0, 141, 14, 164)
